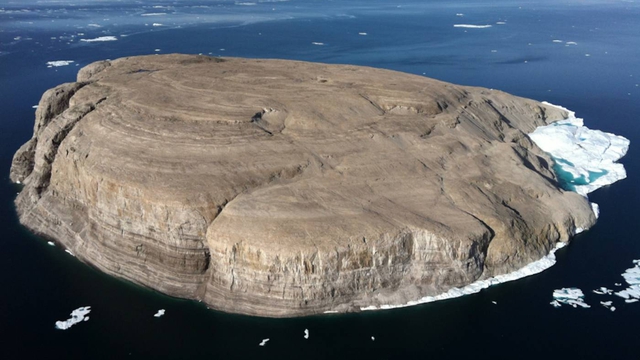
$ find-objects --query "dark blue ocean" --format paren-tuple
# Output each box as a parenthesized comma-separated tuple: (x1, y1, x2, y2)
(1, 1, 639, 359)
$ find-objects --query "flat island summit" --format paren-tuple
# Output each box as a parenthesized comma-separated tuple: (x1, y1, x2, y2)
(11, 54, 602, 317)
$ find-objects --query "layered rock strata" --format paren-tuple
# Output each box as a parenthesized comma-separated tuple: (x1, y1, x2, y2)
(11, 54, 596, 317)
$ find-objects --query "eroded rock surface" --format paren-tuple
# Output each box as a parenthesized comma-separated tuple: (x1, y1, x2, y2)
(11, 54, 595, 317)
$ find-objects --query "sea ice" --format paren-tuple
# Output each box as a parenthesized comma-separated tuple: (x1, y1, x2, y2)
(361, 242, 568, 311)
(453, 24, 492, 29)
(55, 306, 91, 330)
(46, 60, 74, 67)
(141, 13, 166, 16)
(154, 309, 165, 317)
(600, 301, 615, 311)
(259, 338, 269, 346)
(529, 102, 630, 197)
(304, 329, 309, 339)
(552, 287, 590, 308)
(614, 260, 640, 301)
(80, 36, 118, 42)
(65, 249, 75, 256)
(152, 23, 163, 26)
(47, 241, 55, 246)
(358, 32, 367, 35)
(592, 287, 613, 295)
(311, 42, 324, 45)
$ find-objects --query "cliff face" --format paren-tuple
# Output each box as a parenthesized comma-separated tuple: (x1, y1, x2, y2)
(11, 54, 595, 317)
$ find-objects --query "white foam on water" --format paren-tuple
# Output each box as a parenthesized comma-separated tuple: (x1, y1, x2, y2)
(453, 24, 492, 29)
(154, 309, 165, 317)
(87, 23, 101, 28)
(46, 60, 74, 67)
(55, 306, 91, 330)
(529, 102, 630, 198)
(361, 242, 567, 311)
(80, 36, 118, 42)
(259, 338, 269, 346)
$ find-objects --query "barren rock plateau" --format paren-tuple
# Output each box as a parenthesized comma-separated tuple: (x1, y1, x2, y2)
(11, 54, 595, 317)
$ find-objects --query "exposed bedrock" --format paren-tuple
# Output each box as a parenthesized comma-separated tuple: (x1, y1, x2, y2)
(11, 54, 595, 317)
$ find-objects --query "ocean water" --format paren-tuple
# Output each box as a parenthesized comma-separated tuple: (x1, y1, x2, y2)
(1, 0, 639, 359)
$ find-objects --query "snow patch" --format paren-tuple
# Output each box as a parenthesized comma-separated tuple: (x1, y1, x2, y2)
(55, 306, 91, 330)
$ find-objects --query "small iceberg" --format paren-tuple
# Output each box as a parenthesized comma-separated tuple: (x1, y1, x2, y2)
(529, 102, 630, 197)
(600, 301, 616, 311)
(47, 241, 55, 246)
(154, 309, 165, 317)
(592, 287, 613, 295)
(46, 60, 74, 68)
(552, 288, 590, 308)
(80, 36, 118, 42)
(259, 338, 269, 346)
(304, 329, 309, 339)
(55, 306, 91, 330)
(311, 42, 325, 46)
(454, 24, 492, 29)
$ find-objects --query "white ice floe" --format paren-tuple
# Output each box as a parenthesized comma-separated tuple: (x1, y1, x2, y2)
(529, 102, 630, 197)
(32, 105, 38, 109)
(80, 36, 118, 42)
(358, 32, 367, 36)
(592, 287, 613, 295)
(615, 260, 640, 301)
(600, 301, 616, 311)
(456, 13, 464, 17)
(46, 60, 74, 67)
(65, 249, 75, 256)
(566, 41, 578, 45)
(55, 306, 91, 330)
(152, 23, 163, 27)
(552, 287, 590, 308)
(454, 24, 492, 29)
(141, 13, 166, 16)
(496, 21, 506, 25)
(259, 338, 269, 346)
(362, 242, 567, 311)
(47, 241, 55, 246)
(552, 39, 563, 43)
(371, 336, 375, 341)
(311, 42, 324, 45)
(87, 23, 101, 28)
(304, 329, 309, 339)
(154, 309, 165, 317)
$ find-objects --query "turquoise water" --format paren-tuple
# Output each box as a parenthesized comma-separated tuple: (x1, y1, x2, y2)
(1, 1, 639, 359)
(553, 159, 609, 191)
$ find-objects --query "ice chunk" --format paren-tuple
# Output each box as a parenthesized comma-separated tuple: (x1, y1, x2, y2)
(453, 24, 492, 29)
(259, 338, 269, 346)
(152, 23, 163, 27)
(615, 260, 640, 301)
(552, 287, 590, 308)
(141, 13, 166, 16)
(371, 336, 375, 341)
(358, 32, 367, 36)
(592, 287, 613, 295)
(47, 241, 55, 246)
(311, 42, 324, 45)
(55, 306, 91, 330)
(65, 249, 75, 256)
(304, 329, 309, 339)
(80, 36, 118, 42)
(46, 60, 74, 67)
(154, 309, 165, 317)
(529, 102, 630, 197)
(600, 301, 615, 311)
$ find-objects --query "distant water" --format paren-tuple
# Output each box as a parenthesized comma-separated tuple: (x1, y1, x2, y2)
(1, 1, 639, 359)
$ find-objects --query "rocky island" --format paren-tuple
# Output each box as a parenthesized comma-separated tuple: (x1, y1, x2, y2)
(11, 54, 599, 317)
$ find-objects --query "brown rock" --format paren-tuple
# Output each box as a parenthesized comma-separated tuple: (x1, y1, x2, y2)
(11, 54, 595, 317)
